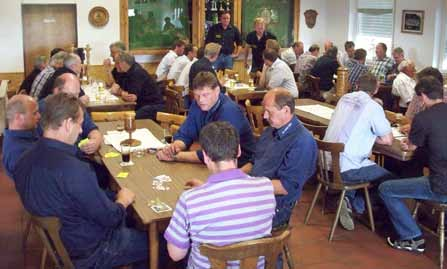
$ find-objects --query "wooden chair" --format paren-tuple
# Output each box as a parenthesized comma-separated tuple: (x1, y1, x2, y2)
(230, 90, 266, 104)
(166, 84, 188, 115)
(306, 75, 324, 102)
(412, 200, 447, 269)
(304, 139, 376, 241)
(245, 99, 265, 138)
(157, 78, 175, 93)
(301, 122, 327, 139)
(200, 228, 291, 269)
(156, 112, 186, 135)
(31, 215, 74, 269)
(91, 111, 135, 122)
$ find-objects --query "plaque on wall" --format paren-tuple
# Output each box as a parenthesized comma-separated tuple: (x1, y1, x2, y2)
(88, 6, 110, 27)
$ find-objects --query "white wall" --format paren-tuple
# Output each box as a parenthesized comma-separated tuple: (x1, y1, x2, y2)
(0, 0, 120, 73)
(298, 0, 327, 51)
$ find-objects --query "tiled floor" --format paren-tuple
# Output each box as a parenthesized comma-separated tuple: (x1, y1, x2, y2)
(0, 167, 442, 269)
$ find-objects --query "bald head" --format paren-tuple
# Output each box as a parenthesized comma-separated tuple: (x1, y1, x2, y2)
(324, 41, 334, 52)
(53, 73, 80, 97)
(6, 94, 40, 130)
(262, 88, 295, 129)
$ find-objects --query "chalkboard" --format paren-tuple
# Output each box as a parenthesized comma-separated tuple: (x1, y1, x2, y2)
(128, 0, 192, 50)
(241, 0, 294, 47)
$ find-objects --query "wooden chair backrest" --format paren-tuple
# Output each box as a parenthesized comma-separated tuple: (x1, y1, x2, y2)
(167, 84, 188, 115)
(164, 88, 183, 115)
(301, 122, 327, 139)
(306, 75, 324, 101)
(0, 80, 9, 135)
(156, 112, 186, 135)
(315, 138, 345, 186)
(245, 99, 265, 137)
(91, 111, 135, 122)
(232, 91, 266, 103)
(200, 229, 291, 269)
(31, 215, 74, 269)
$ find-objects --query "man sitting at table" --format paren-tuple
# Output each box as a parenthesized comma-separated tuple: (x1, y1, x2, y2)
(155, 39, 185, 81)
(156, 71, 256, 167)
(188, 42, 221, 91)
(379, 76, 447, 253)
(346, 48, 368, 89)
(112, 51, 165, 120)
(104, 41, 126, 87)
(392, 59, 416, 114)
(13, 93, 148, 269)
(310, 46, 340, 101)
(30, 50, 66, 99)
(370, 43, 394, 81)
(176, 47, 205, 109)
(261, 48, 298, 98)
(39, 73, 102, 155)
(324, 72, 394, 231)
(167, 43, 197, 82)
(2, 95, 40, 179)
(19, 55, 48, 95)
(164, 121, 276, 267)
(241, 88, 317, 229)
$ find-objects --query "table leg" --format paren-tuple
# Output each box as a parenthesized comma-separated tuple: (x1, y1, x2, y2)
(149, 222, 159, 269)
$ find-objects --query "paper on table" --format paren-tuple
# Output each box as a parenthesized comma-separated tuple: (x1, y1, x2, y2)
(104, 128, 165, 152)
(391, 127, 406, 141)
(295, 104, 334, 120)
(83, 85, 119, 102)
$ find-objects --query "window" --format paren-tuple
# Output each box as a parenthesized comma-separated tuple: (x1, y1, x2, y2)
(355, 0, 394, 61)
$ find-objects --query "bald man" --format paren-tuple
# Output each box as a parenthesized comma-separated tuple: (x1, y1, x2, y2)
(2, 95, 41, 178)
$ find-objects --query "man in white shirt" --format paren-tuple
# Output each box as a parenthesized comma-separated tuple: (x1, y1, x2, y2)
(263, 48, 299, 98)
(392, 60, 416, 114)
(280, 41, 303, 73)
(155, 40, 186, 81)
(167, 44, 197, 82)
(176, 47, 204, 108)
(339, 41, 355, 66)
(324, 72, 394, 231)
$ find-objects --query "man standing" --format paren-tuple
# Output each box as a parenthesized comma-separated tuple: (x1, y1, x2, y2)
(113, 51, 165, 120)
(13, 93, 148, 268)
(380, 76, 447, 253)
(242, 88, 317, 229)
(324, 73, 394, 231)
(370, 43, 394, 80)
(244, 17, 276, 74)
(392, 60, 416, 114)
(167, 43, 197, 82)
(164, 121, 276, 267)
(346, 48, 368, 88)
(155, 40, 186, 81)
(281, 41, 304, 72)
(157, 71, 255, 167)
(261, 49, 298, 98)
(205, 11, 242, 70)
(2, 95, 40, 178)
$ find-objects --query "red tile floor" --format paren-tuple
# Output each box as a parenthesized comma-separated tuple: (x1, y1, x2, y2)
(0, 165, 442, 269)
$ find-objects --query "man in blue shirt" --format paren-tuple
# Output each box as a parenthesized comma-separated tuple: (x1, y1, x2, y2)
(2, 95, 40, 179)
(38, 73, 102, 155)
(157, 71, 255, 167)
(241, 88, 318, 228)
(13, 93, 148, 268)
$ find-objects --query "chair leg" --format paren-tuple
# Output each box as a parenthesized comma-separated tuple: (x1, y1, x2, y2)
(283, 244, 295, 269)
(363, 187, 375, 232)
(40, 248, 47, 269)
(321, 186, 328, 215)
(329, 190, 346, 241)
(22, 218, 32, 250)
(439, 211, 445, 269)
(304, 183, 322, 225)
(412, 201, 421, 219)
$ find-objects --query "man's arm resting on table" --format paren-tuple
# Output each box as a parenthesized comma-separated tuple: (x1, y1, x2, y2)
(167, 243, 188, 262)
(376, 132, 393, 146)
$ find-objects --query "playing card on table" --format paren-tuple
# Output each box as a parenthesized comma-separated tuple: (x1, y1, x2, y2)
(150, 201, 172, 213)
(154, 175, 172, 182)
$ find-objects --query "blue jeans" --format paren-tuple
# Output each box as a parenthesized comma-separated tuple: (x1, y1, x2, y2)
(379, 176, 447, 240)
(341, 164, 394, 213)
(75, 227, 148, 269)
(213, 54, 234, 70)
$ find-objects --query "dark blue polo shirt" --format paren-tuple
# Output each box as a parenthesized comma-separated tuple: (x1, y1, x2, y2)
(205, 23, 242, 55)
(2, 129, 39, 179)
(245, 31, 277, 72)
(173, 93, 255, 167)
(13, 138, 126, 258)
(251, 117, 317, 226)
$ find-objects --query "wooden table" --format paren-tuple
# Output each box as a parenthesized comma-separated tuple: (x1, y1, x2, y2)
(97, 120, 209, 269)
(294, 98, 412, 161)
(86, 99, 136, 113)
(228, 89, 267, 104)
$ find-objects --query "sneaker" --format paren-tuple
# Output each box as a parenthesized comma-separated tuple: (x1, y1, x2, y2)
(339, 197, 355, 231)
(386, 236, 426, 253)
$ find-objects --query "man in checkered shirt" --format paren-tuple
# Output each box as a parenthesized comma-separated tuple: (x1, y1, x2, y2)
(369, 43, 394, 81)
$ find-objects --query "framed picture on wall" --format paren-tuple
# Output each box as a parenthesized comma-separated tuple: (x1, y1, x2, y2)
(401, 10, 424, 34)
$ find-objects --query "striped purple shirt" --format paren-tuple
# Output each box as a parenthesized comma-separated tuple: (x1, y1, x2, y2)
(164, 169, 276, 269)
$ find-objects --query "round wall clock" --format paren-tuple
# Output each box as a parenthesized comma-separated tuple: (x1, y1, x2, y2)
(88, 6, 109, 27)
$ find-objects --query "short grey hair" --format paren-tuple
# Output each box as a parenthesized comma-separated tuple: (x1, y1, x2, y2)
(49, 51, 67, 66)
(116, 51, 135, 65)
(6, 95, 35, 123)
(109, 41, 126, 51)
(64, 53, 81, 69)
(398, 59, 414, 72)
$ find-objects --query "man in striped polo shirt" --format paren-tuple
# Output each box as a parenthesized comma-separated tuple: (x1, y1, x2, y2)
(164, 121, 276, 268)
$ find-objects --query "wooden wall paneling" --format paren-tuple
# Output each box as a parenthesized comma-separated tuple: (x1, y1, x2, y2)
(294, 0, 300, 41)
